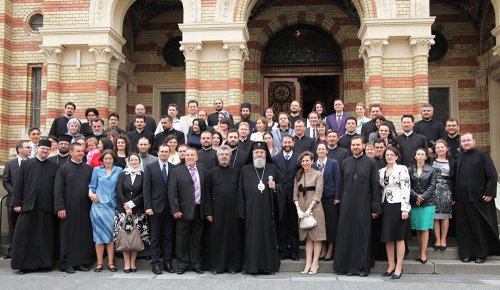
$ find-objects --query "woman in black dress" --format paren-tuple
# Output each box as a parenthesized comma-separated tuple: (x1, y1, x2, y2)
(114, 134, 131, 169)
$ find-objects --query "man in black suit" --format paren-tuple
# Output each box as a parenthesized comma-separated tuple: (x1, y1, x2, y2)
(272, 135, 300, 260)
(128, 104, 157, 133)
(326, 130, 349, 164)
(207, 99, 233, 127)
(143, 144, 176, 274)
(361, 104, 396, 141)
(127, 115, 155, 154)
(2, 140, 31, 258)
(396, 114, 428, 166)
(48, 102, 78, 137)
(153, 115, 186, 155)
(168, 148, 207, 274)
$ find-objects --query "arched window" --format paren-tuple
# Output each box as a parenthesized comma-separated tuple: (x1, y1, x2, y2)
(263, 25, 341, 65)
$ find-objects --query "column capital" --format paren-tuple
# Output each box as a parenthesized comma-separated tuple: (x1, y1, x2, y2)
(223, 41, 249, 61)
(179, 42, 202, 61)
(110, 53, 125, 70)
(359, 39, 388, 58)
(89, 46, 119, 64)
(410, 37, 435, 57)
(39, 46, 65, 64)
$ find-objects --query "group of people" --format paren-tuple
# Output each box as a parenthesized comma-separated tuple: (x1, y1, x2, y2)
(2, 98, 500, 278)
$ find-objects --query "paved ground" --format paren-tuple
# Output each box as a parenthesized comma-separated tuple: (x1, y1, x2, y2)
(1, 267, 500, 290)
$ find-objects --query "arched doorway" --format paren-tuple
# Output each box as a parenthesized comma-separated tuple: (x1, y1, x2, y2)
(262, 24, 343, 116)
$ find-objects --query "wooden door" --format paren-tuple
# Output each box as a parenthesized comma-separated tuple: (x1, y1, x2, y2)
(263, 78, 301, 116)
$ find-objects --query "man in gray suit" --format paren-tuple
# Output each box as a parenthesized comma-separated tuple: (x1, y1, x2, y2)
(168, 148, 207, 274)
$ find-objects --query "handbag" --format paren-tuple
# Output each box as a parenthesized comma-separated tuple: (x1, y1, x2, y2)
(299, 213, 317, 230)
(115, 218, 144, 252)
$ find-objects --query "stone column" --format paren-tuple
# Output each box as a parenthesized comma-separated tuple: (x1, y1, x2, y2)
(40, 46, 64, 133)
(410, 37, 434, 106)
(223, 41, 248, 109)
(89, 46, 122, 118)
(109, 55, 125, 116)
(359, 39, 388, 106)
(180, 42, 202, 103)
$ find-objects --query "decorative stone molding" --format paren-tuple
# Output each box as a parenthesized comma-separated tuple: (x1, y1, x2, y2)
(216, 0, 237, 23)
(410, 38, 435, 57)
(39, 46, 64, 64)
(89, 46, 117, 63)
(110, 53, 125, 70)
(223, 42, 248, 61)
(179, 42, 202, 61)
(359, 39, 388, 58)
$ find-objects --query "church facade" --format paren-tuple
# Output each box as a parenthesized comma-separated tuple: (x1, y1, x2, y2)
(1, 0, 500, 168)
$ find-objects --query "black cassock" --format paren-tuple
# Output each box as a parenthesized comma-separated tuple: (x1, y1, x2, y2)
(455, 149, 500, 259)
(204, 165, 242, 272)
(335, 154, 381, 274)
(238, 163, 285, 274)
(54, 161, 95, 268)
(11, 158, 59, 270)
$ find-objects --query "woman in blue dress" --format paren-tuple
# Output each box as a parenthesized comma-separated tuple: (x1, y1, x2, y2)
(88, 149, 123, 272)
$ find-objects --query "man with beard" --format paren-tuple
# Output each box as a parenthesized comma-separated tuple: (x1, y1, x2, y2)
(106, 112, 125, 134)
(208, 99, 233, 127)
(48, 135, 72, 165)
(152, 115, 185, 155)
(455, 133, 500, 263)
(338, 117, 361, 149)
(326, 130, 348, 164)
(137, 137, 158, 166)
(197, 131, 218, 171)
(49, 102, 79, 137)
(413, 103, 446, 154)
(235, 103, 256, 132)
(272, 135, 300, 261)
(335, 136, 381, 276)
(155, 104, 188, 136)
(226, 129, 248, 168)
(11, 140, 60, 273)
(54, 143, 94, 273)
(360, 104, 396, 141)
(443, 118, 461, 160)
(168, 148, 207, 274)
(289, 100, 305, 128)
(127, 115, 155, 153)
(128, 103, 157, 133)
(204, 145, 242, 274)
(87, 118, 105, 141)
(3, 140, 31, 259)
(238, 141, 285, 274)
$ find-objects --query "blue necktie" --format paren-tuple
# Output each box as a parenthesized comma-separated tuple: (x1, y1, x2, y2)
(162, 164, 167, 184)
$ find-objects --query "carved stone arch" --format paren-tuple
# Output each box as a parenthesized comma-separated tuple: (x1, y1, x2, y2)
(491, 0, 500, 27)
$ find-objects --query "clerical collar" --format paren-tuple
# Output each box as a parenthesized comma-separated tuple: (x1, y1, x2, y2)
(36, 156, 48, 162)
(353, 152, 364, 159)
(202, 147, 212, 151)
(136, 128, 144, 133)
(423, 118, 432, 122)
(448, 133, 458, 139)
(290, 113, 299, 117)
(346, 132, 356, 136)
(230, 146, 238, 151)
(404, 131, 413, 137)
(328, 145, 337, 150)
(65, 115, 72, 119)
(59, 153, 69, 158)
(240, 137, 247, 142)
(295, 134, 305, 139)
(71, 159, 83, 164)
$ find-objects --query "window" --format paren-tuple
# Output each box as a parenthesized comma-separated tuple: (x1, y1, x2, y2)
(263, 25, 341, 65)
(429, 87, 450, 124)
(32, 67, 42, 127)
(162, 37, 184, 67)
(29, 14, 43, 32)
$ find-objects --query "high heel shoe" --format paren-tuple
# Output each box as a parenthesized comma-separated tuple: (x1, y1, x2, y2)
(300, 267, 311, 274)
(440, 246, 447, 251)
(433, 245, 441, 251)
(391, 269, 403, 279)
(308, 266, 319, 275)
(381, 269, 394, 277)
(420, 259, 427, 264)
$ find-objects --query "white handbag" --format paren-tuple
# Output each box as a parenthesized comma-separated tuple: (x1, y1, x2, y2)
(299, 213, 317, 229)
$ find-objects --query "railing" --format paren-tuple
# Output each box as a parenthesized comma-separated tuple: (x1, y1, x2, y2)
(0, 193, 8, 237)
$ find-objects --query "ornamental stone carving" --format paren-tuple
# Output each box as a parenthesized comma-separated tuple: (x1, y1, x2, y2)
(359, 39, 388, 58)
(110, 53, 125, 70)
(89, 47, 116, 63)
(410, 38, 435, 57)
(40, 46, 64, 64)
(223, 42, 248, 61)
(179, 42, 202, 61)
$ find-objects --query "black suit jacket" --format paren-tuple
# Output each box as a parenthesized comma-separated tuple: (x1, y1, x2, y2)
(273, 151, 299, 202)
(143, 161, 175, 213)
(129, 116, 157, 134)
(168, 164, 206, 220)
(116, 172, 144, 214)
(3, 158, 21, 207)
(361, 118, 396, 140)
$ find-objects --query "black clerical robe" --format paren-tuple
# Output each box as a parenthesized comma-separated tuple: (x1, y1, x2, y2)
(238, 163, 285, 274)
(455, 149, 500, 259)
(48, 154, 70, 166)
(205, 166, 242, 272)
(327, 146, 349, 164)
(11, 157, 59, 270)
(49, 116, 76, 137)
(54, 161, 95, 268)
(230, 147, 248, 168)
(198, 148, 218, 171)
(335, 154, 381, 274)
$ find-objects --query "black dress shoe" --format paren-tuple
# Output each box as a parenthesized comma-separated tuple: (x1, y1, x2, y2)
(3, 255, 11, 259)
(290, 253, 299, 261)
(433, 245, 440, 251)
(130, 268, 137, 272)
(65, 267, 75, 274)
(461, 257, 471, 263)
(77, 265, 90, 272)
(475, 257, 486, 264)
(346, 272, 353, 276)
(152, 264, 162, 274)
(163, 263, 175, 273)
(359, 272, 369, 277)
(177, 269, 186, 274)
(193, 268, 204, 274)
(228, 269, 237, 274)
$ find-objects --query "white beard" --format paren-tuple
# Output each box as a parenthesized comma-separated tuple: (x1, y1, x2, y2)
(253, 158, 266, 169)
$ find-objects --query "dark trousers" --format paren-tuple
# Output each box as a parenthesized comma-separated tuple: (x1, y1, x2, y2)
(150, 209, 175, 265)
(175, 205, 204, 270)
(277, 200, 299, 256)
(7, 207, 18, 256)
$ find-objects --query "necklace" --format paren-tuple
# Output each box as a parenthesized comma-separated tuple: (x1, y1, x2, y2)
(254, 165, 266, 193)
